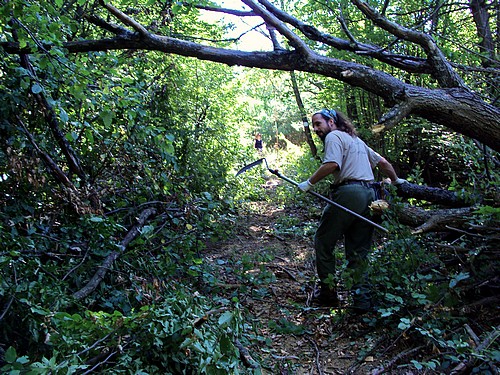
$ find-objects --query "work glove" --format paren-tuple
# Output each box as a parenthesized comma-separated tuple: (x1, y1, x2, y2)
(392, 178, 407, 185)
(297, 179, 314, 192)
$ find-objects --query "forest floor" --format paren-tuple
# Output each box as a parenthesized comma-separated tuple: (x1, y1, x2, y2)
(202, 177, 414, 375)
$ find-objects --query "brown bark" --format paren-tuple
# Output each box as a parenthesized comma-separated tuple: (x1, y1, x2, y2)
(395, 182, 478, 207)
(469, 0, 500, 108)
(469, 0, 496, 67)
(396, 205, 475, 233)
(388, 182, 492, 233)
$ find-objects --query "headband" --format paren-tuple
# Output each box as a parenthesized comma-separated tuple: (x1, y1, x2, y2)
(314, 109, 338, 122)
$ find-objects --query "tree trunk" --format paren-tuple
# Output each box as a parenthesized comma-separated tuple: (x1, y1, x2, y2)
(396, 205, 476, 234)
(290, 71, 318, 158)
(394, 182, 478, 207)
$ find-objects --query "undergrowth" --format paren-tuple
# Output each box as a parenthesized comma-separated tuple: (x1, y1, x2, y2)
(1, 144, 498, 374)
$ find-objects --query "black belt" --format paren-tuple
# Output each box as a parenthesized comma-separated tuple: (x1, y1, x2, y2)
(331, 180, 372, 189)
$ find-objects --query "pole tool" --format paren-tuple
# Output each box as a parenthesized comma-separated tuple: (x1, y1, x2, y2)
(236, 158, 388, 233)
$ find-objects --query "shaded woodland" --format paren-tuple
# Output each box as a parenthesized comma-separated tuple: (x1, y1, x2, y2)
(1, 0, 499, 373)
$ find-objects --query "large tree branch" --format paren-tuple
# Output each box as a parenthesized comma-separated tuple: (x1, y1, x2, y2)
(99, 0, 149, 36)
(191, 2, 257, 17)
(3, 33, 498, 151)
(2, 1, 499, 151)
(351, 0, 467, 88)
(397, 206, 476, 234)
(256, 0, 431, 73)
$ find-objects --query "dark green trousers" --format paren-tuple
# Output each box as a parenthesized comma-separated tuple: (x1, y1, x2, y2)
(314, 184, 375, 304)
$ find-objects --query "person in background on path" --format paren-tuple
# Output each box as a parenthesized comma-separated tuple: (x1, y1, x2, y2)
(297, 109, 406, 313)
(254, 133, 263, 154)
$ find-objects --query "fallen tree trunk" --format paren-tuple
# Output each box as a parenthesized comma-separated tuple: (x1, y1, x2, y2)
(394, 182, 477, 207)
(396, 205, 476, 233)
(385, 182, 497, 234)
(72, 208, 156, 300)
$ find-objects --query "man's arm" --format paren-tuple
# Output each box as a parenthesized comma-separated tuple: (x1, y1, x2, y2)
(309, 162, 338, 184)
(377, 157, 405, 184)
(297, 162, 338, 191)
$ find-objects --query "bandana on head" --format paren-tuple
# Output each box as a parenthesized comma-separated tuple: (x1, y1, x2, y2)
(314, 109, 338, 122)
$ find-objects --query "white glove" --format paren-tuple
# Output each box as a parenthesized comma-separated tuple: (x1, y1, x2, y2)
(392, 178, 407, 185)
(298, 179, 314, 192)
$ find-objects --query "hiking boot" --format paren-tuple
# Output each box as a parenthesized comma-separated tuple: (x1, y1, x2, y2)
(313, 284, 339, 307)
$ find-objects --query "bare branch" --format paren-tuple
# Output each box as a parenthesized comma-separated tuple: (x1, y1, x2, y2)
(190, 2, 257, 17)
(100, 0, 149, 36)
(17, 116, 74, 188)
(256, 0, 431, 73)
(351, 0, 467, 88)
(84, 13, 131, 36)
(241, 0, 312, 55)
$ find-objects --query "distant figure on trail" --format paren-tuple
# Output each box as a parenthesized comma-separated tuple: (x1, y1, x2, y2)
(297, 109, 406, 314)
(254, 133, 263, 154)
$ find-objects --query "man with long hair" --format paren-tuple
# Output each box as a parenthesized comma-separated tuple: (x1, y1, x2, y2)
(298, 109, 405, 313)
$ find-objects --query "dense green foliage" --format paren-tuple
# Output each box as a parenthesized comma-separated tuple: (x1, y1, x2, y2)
(1, 0, 498, 373)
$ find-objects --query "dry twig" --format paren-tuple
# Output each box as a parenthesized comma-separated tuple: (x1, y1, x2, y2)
(371, 345, 425, 375)
(235, 339, 259, 369)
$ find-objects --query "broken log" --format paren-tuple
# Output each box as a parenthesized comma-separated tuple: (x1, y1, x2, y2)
(396, 205, 476, 233)
(394, 182, 477, 207)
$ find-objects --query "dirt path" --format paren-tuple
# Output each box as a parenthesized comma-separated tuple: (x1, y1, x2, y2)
(202, 183, 402, 374)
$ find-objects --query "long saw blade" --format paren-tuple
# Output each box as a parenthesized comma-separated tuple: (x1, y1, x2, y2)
(235, 158, 266, 176)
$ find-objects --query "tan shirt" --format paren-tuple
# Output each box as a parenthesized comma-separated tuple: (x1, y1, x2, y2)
(323, 130, 381, 184)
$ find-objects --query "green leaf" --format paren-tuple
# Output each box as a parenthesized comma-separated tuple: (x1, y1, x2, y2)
(31, 83, 43, 94)
(397, 317, 411, 330)
(5, 346, 17, 363)
(17, 356, 29, 365)
(218, 311, 233, 326)
(411, 360, 423, 370)
(219, 335, 232, 354)
(85, 128, 94, 144)
(100, 110, 114, 127)
(140, 225, 154, 236)
(31, 306, 49, 315)
(59, 108, 69, 124)
(65, 131, 77, 142)
(449, 272, 469, 288)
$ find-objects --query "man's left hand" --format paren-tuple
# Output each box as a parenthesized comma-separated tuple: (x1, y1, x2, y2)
(298, 180, 314, 192)
(393, 178, 407, 185)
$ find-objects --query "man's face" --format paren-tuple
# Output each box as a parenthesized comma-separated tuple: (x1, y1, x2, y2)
(312, 114, 335, 141)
